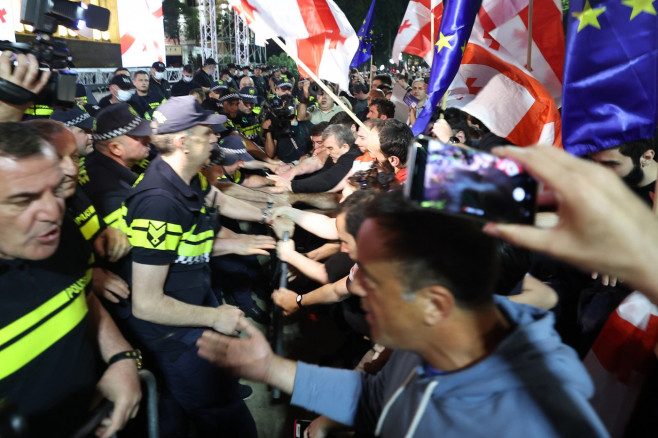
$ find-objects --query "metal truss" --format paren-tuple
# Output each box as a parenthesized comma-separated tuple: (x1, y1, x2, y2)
(198, 0, 218, 78)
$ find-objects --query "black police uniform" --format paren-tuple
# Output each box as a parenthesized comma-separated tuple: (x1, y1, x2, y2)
(67, 184, 105, 242)
(193, 69, 214, 89)
(123, 155, 257, 437)
(78, 151, 138, 231)
(231, 110, 262, 144)
(171, 78, 202, 97)
(0, 218, 98, 437)
(148, 77, 171, 100)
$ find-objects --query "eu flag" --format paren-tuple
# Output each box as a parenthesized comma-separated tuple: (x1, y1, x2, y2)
(411, 0, 482, 136)
(562, 0, 658, 156)
(350, 0, 377, 69)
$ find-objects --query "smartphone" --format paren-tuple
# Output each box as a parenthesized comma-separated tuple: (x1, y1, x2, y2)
(405, 136, 537, 224)
(294, 419, 311, 437)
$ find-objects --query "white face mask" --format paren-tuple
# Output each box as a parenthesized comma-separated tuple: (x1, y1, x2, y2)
(154, 71, 166, 80)
(117, 89, 135, 102)
(183, 76, 193, 83)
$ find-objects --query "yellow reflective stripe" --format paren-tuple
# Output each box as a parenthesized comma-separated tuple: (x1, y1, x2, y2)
(0, 269, 91, 380)
(199, 172, 208, 191)
(128, 219, 182, 251)
(177, 224, 213, 257)
(104, 208, 127, 232)
(178, 240, 213, 257)
(239, 125, 260, 137)
(24, 105, 54, 116)
(79, 212, 101, 240)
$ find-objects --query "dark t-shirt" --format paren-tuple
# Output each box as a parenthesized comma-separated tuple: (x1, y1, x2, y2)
(193, 70, 214, 88)
(291, 145, 361, 193)
(0, 219, 98, 437)
(171, 79, 202, 97)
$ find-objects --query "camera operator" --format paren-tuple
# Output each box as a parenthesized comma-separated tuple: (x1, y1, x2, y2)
(0, 51, 51, 122)
(262, 93, 311, 163)
(297, 80, 343, 124)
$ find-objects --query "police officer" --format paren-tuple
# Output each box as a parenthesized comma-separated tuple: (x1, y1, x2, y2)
(193, 57, 218, 93)
(79, 103, 152, 231)
(149, 61, 172, 99)
(133, 69, 165, 119)
(124, 96, 270, 437)
(0, 122, 141, 438)
(171, 64, 201, 97)
(233, 86, 262, 144)
(98, 74, 137, 108)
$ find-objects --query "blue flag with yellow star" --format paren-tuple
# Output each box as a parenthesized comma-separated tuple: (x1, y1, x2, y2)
(350, 0, 377, 69)
(562, 0, 658, 156)
(411, 0, 482, 136)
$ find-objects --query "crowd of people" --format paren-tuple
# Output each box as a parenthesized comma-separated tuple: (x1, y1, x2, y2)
(0, 46, 657, 438)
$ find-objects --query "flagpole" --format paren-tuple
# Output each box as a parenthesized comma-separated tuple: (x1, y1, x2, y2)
(527, 0, 534, 71)
(270, 35, 368, 131)
(430, 9, 435, 65)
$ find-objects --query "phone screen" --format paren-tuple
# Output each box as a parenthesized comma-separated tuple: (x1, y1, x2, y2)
(405, 137, 537, 224)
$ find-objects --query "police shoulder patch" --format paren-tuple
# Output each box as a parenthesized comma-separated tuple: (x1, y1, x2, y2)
(147, 221, 166, 247)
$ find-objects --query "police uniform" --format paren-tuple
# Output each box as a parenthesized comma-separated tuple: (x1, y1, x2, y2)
(67, 183, 105, 242)
(231, 111, 261, 144)
(0, 218, 98, 437)
(149, 78, 172, 100)
(124, 156, 256, 437)
(79, 151, 137, 231)
(123, 96, 256, 437)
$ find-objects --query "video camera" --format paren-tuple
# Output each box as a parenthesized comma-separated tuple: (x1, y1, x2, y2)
(260, 94, 296, 137)
(308, 79, 336, 100)
(0, 0, 110, 108)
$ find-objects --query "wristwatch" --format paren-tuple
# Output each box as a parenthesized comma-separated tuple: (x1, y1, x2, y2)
(449, 136, 460, 144)
(296, 294, 303, 309)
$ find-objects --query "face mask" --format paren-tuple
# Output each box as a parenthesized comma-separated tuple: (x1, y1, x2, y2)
(183, 76, 193, 83)
(154, 71, 166, 80)
(117, 89, 135, 102)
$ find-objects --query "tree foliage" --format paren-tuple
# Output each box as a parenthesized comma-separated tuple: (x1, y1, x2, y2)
(334, 0, 407, 68)
(163, 0, 199, 44)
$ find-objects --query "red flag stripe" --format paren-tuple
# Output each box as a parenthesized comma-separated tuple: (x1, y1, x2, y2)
(463, 43, 562, 146)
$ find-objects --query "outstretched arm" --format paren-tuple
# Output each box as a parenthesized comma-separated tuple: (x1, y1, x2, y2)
(483, 145, 658, 304)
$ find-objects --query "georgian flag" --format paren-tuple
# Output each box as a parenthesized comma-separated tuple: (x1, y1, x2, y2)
(229, 0, 358, 91)
(583, 292, 658, 437)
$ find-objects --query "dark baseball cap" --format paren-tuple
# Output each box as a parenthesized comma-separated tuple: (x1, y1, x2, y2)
(50, 104, 94, 130)
(110, 74, 135, 90)
(219, 135, 253, 162)
(93, 103, 152, 141)
(152, 96, 227, 134)
(239, 87, 258, 104)
(152, 61, 166, 72)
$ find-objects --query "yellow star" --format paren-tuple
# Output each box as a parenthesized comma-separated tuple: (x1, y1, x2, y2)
(461, 42, 467, 55)
(622, 0, 657, 19)
(435, 32, 454, 53)
(571, 0, 606, 32)
(362, 48, 368, 53)
(369, 30, 374, 35)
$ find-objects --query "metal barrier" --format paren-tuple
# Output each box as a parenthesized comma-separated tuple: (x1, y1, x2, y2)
(71, 369, 159, 438)
(75, 67, 183, 93)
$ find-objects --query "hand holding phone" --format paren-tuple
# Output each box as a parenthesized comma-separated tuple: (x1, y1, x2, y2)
(405, 137, 537, 224)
